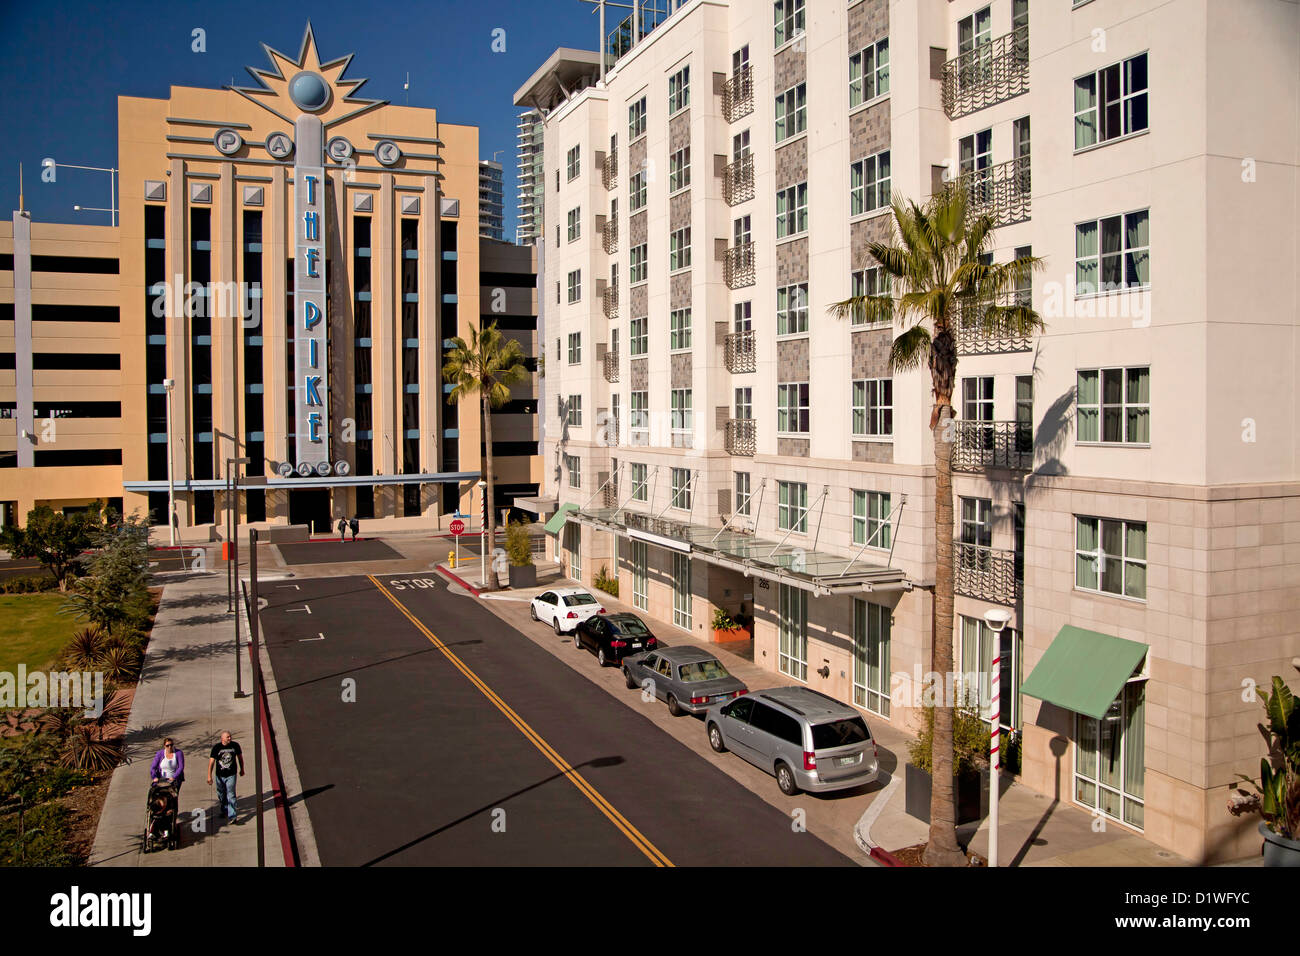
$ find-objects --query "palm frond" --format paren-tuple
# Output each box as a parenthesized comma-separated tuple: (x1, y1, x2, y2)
(889, 324, 933, 373)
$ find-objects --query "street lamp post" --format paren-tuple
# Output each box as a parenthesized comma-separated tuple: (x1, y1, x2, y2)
(226, 456, 250, 613)
(983, 607, 1013, 868)
(477, 479, 488, 588)
(163, 379, 176, 547)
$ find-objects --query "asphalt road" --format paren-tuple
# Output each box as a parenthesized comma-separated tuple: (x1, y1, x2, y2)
(257, 573, 855, 867)
(0, 548, 193, 582)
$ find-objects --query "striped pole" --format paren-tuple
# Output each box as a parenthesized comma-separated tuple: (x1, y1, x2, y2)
(990, 646, 1000, 868)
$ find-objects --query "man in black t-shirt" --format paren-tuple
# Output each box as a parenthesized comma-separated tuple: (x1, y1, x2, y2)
(207, 731, 245, 823)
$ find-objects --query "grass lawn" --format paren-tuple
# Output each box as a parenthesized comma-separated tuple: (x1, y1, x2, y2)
(0, 593, 72, 674)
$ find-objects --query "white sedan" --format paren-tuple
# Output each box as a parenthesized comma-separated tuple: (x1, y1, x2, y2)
(530, 587, 605, 634)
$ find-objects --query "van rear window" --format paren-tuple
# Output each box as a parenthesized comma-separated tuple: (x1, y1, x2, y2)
(812, 717, 870, 750)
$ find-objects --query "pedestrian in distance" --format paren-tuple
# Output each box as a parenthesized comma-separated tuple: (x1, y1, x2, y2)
(150, 737, 185, 794)
(349, 516, 360, 541)
(337, 516, 347, 542)
(207, 730, 245, 824)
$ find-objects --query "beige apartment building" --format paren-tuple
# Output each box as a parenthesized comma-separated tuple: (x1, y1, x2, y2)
(2, 25, 541, 536)
(518, 0, 1300, 862)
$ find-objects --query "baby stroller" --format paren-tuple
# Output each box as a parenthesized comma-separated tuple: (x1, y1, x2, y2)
(144, 780, 179, 852)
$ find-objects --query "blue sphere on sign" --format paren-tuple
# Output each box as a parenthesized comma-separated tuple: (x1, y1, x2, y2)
(289, 71, 330, 112)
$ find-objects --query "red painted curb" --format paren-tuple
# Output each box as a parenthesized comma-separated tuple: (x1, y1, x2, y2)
(869, 847, 907, 867)
(250, 645, 299, 867)
(436, 564, 483, 597)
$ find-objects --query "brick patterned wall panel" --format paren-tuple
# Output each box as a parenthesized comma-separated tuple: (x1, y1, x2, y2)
(669, 111, 690, 152)
(851, 327, 892, 379)
(631, 283, 648, 319)
(671, 352, 692, 388)
(851, 215, 893, 270)
(777, 337, 810, 382)
(850, 101, 890, 161)
(670, 190, 691, 230)
(630, 357, 648, 390)
(670, 271, 692, 309)
(774, 43, 806, 92)
(775, 137, 808, 190)
(848, 0, 889, 53)
(853, 440, 894, 464)
(631, 210, 648, 246)
(776, 236, 809, 285)
(630, 135, 647, 173)
(778, 437, 810, 458)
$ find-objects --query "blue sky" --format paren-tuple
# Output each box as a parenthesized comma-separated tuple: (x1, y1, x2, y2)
(0, 0, 601, 238)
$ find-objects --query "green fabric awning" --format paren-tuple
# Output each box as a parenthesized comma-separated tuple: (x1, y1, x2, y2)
(543, 503, 579, 535)
(1020, 625, 1148, 720)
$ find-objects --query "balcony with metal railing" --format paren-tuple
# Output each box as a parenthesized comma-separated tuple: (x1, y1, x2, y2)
(954, 291, 1033, 355)
(941, 25, 1029, 119)
(724, 243, 756, 290)
(725, 418, 756, 456)
(724, 329, 756, 373)
(603, 285, 619, 320)
(602, 218, 618, 254)
(953, 542, 1022, 606)
(723, 154, 755, 207)
(602, 151, 618, 190)
(722, 65, 754, 123)
(603, 349, 619, 383)
(951, 420, 1033, 472)
(958, 156, 1030, 227)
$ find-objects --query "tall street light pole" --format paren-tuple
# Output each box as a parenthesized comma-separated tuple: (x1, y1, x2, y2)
(226, 456, 250, 614)
(477, 478, 488, 588)
(983, 607, 1013, 868)
(163, 379, 176, 546)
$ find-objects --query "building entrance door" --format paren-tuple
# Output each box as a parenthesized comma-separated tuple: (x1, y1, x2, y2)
(289, 488, 333, 534)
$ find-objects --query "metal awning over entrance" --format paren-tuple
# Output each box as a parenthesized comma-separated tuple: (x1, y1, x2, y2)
(1019, 625, 1148, 720)
(123, 471, 480, 492)
(571, 506, 909, 597)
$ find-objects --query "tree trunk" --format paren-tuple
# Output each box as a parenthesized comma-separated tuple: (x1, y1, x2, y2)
(924, 330, 968, 868)
(482, 394, 497, 591)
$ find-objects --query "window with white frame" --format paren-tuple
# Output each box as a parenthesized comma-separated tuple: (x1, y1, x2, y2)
(850, 266, 892, 326)
(669, 308, 692, 350)
(672, 552, 692, 629)
(776, 182, 808, 238)
(632, 539, 649, 609)
(565, 394, 583, 426)
(733, 215, 752, 246)
(629, 316, 648, 355)
(567, 521, 581, 581)
(776, 283, 809, 335)
(668, 146, 691, 192)
(777, 383, 809, 434)
(1075, 516, 1147, 600)
(1075, 677, 1146, 829)
(778, 583, 808, 681)
(669, 227, 692, 271)
(628, 96, 647, 139)
(630, 461, 648, 501)
(629, 170, 647, 211)
(668, 65, 690, 115)
(849, 38, 890, 107)
(852, 490, 891, 549)
(1075, 53, 1148, 151)
(670, 466, 692, 511)
(777, 480, 808, 533)
(564, 453, 581, 488)
(773, 0, 805, 48)
(567, 332, 581, 364)
(670, 388, 693, 438)
(1075, 210, 1149, 294)
(566, 144, 581, 181)
(734, 386, 753, 420)
(735, 471, 752, 515)
(960, 615, 1023, 731)
(630, 390, 649, 440)
(853, 600, 891, 717)
(732, 129, 751, 161)
(567, 270, 582, 303)
(850, 150, 891, 216)
(774, 83, 807, 142)
(1077, 367, 1149, 444)
(852, 379, 893, 437)
(567, 207, 581, 242)
(630, 243, 648, 284)
(734, 300, 752, 332)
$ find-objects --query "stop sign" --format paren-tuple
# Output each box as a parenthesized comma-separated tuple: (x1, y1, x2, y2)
(449, 519, 465, 536)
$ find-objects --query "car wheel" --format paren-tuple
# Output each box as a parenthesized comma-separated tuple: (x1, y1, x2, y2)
(597, 648, 608, 667)
(708, 723, 727, 753)
(529, 604, 538, 621)
(776, 762, 800, 796)
(667, 694, 683, 717)
(624, 668, 637, 689)
(553, 617, 562, 636)
(573, 629, 582, 649)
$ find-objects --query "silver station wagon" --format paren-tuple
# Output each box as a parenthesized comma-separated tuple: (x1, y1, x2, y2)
(623, 646, 748, 716)
(705, 686, 880, 796)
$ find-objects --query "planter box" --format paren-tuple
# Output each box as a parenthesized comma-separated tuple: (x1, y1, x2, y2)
(508, 564, 537, 589)
(904, 763, 988, 825)
(712, 626, 751, 643)
(1260, 822, 1300, 867)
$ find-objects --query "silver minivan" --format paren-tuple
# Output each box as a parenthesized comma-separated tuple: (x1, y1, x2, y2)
(705, 687, 880, 796)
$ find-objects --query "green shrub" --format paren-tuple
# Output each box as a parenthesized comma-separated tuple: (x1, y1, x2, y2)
(712, 607, 740, 630)
(504, 519, 534, 567)
(0, 803, 74, 867)
(593, 565, 619, 597)
(0, 576, 58, 594)
(908, 701, 991, 777)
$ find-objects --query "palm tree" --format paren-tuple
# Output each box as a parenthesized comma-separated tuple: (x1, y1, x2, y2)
(829, 186, 1043, 866)
(442, 321, 531, 590)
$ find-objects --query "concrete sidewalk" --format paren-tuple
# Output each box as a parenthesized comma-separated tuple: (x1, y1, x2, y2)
(89, 560, 298, 867)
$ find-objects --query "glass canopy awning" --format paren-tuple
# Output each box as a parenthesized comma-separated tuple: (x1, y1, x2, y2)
(570, 506, 910, 597)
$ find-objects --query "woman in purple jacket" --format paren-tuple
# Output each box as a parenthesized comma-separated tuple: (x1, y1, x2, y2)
(150, 738, 185, 793)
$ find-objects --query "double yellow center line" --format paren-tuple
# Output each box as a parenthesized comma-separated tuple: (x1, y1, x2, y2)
(367, 575, 674, 867)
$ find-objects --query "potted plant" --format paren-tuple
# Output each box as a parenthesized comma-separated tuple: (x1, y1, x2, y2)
(711, 607, 749, 643)
(593, 565, 619, 598)
(1227, 675, 1300, 866)
(504, 519, 536, 589)
(904, 701, 994, 825)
